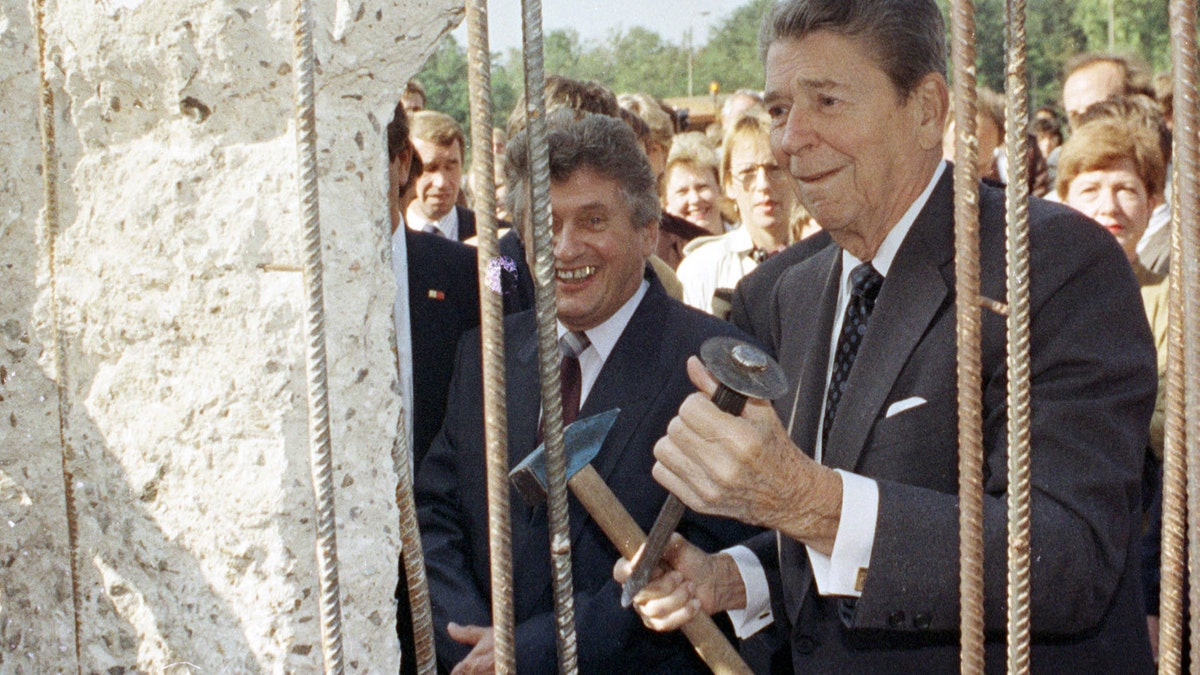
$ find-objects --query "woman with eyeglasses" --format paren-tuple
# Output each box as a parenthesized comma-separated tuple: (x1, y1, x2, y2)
(676, 112, 805, 317)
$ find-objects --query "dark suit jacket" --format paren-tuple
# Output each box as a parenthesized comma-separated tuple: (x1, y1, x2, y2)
(455, 205, 477, 243)
(730, 230, 833, 352)
(398, 228, 481, 675)
(756, 170, 1157, 672)
(416, 272, 761, 673)
(405, 228, 482, 470)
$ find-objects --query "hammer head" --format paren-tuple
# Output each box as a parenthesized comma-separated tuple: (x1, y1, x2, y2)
(509, 408, 621, 506)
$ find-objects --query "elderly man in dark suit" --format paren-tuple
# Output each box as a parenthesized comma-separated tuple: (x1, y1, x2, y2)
(417, 113, 758, 673)
(617, 0, 1158, 671)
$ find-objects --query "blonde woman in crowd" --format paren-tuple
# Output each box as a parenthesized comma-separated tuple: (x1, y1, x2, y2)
(675, 113, 798, 317)
(661, 132, 726, 235)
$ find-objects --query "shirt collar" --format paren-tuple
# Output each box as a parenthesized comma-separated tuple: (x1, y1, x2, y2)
(407, 204, 459, 239)
(840, 160, 946, 281)
(557, 278, 650, 364)
(728, 225, 755, 253)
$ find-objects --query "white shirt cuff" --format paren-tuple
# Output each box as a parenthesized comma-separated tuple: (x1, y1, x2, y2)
(723, 544, 774, 638)
(807, 469, 879, 597)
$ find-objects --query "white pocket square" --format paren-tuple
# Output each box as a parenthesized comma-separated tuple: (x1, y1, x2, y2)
(885, 396, 927, 418)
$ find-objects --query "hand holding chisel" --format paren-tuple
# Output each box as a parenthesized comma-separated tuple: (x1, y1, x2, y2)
(621, 336, 788, 607)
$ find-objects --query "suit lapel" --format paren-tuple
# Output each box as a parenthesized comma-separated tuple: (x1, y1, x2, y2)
(774, 246, 841, 458)
(579, 288, 665, 484)
(456, 205, 477, 242)
(507, 321, 543, 471)
(823, 172, 956, 472)
(507, 315, 553, 613)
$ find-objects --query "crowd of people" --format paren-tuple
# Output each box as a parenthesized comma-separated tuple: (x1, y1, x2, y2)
(385, 0, 1178, 671)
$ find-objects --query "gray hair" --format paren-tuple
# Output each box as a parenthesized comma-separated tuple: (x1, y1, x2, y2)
(505, 111, 660, 235)
(758, 0, 947, 99)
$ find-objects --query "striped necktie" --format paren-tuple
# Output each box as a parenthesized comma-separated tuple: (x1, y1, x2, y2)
(538, 331, 591, 442)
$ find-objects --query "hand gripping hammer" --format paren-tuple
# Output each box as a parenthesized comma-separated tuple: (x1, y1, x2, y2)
(620, 336, 788, 608)
(509, 409, 753, 674)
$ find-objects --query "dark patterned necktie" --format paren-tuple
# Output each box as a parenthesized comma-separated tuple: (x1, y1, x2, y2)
(539, 331, 591, 442)
(822, 263, 884, 450)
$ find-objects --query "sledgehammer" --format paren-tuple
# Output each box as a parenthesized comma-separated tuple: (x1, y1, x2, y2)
(509, 409, 752, 675)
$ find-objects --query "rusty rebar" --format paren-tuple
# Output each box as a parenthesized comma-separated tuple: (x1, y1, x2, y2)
(392, 405, 436, 675)
(519, 0, 578, 671)
(32, 0, 82, 670)
(290, 0, 345, 670)
(1002, 0, 1032, 671)
(464, 0, 517, 672)
(949, 1, 986, 672)
(1170, 0, 1200, 670)
(1158, 130, 1187, 675)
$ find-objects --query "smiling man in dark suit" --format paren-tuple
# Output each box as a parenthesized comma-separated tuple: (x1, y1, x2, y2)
(618, 0, 1158, 671)
(416, 112, 758, 673)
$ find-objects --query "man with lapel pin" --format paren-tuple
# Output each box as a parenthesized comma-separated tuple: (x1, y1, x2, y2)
(416, 112, 759, 673)
(617, 0, 1158, 671)
(387, 99, 484, 675)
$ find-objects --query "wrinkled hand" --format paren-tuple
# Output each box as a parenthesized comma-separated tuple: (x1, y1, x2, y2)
(653, 357, 841, 553)
(613, 534, 745, 633)
(448, 623, 494, 675)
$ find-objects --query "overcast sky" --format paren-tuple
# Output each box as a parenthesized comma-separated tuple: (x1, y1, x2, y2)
(451, 0, 746, 55)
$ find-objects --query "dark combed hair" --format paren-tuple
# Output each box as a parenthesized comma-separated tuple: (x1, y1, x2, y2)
(386, 100, 409, 162)
(386, 100, 423, 179)
(758, 0, 946, 99)
(506, 75, 620, 138)
(505, 111, 660, 231)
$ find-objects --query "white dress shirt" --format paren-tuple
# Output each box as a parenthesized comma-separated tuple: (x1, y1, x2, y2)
(546, 280, 650, 415)
(407, 204, 460, 241)
(391, 224, 415, 462)
(675, 226, 759, 314)
(726, 161, 948, 637)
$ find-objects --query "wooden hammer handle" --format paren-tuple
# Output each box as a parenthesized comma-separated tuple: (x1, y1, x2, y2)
(569, 467, 753, 675)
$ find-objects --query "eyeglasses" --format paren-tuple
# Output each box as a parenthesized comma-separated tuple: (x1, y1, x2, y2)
(731, 162, 788, 189)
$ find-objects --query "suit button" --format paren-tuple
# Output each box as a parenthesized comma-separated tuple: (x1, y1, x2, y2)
(887, 610, 906, 628)
(913, 612, 932, 629)
(795, 635, 817, 655)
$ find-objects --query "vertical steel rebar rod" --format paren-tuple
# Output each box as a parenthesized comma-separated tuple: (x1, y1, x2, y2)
(1170, 0, 1200, 670)
(291, 0, 346, 670)
(1002, 1, 1032, 671)
(391, 262, 437, 672)
(32, 1, 82, 671)
(519, 0, 578, 671)
(464, 1, 517, 671)
(393, 412, 436, 675)
(949, 2, 986, 672)
(1158, 141, 1187, 675)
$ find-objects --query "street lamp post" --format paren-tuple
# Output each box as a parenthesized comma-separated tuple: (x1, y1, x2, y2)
(687, 28, 694, 97)
(686, 11, 710, 98)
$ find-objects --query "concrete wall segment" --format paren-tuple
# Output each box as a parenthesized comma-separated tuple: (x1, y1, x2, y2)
(1, 0, 464, 670)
